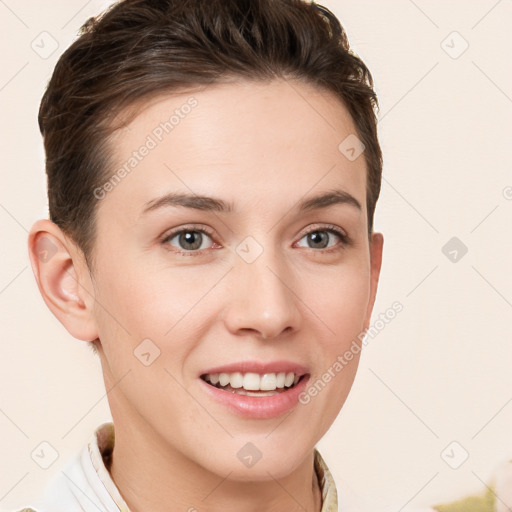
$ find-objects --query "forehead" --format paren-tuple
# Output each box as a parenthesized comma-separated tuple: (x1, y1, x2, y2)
(100, 79, 367, 222)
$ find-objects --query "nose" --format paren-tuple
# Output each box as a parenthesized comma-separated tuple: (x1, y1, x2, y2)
(222, 247, 302, 340)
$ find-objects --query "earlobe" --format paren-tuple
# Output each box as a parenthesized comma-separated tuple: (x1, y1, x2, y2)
(363, 232, 384, 330)
(28, 219, 99, 342)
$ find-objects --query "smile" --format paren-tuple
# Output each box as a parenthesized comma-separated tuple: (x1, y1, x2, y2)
(201, 371, 304, 396)
(198, 360, 310, 418)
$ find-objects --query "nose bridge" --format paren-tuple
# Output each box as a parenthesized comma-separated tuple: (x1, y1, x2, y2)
(223, 238, 302, 339)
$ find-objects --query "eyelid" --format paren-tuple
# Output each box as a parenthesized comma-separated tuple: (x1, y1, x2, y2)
(160, 222, 351, 255)
(299, 223, 349, 240)
(160, 224, 218, 256)
(162, 224, 215, 239)
(295, 223, 351, 250)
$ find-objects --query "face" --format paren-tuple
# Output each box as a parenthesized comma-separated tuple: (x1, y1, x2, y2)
(88, 78, 382, 480)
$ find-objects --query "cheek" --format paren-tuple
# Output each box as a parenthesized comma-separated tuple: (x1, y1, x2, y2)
(301, 262, 371, 340)
(298, 260, 370, 415)
(93, 258, 191, 332)
(302, 271, 368, 430)
(91, 258, 217, 371)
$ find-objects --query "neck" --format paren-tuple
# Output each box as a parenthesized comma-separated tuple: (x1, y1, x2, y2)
(108, 413, 322, 512)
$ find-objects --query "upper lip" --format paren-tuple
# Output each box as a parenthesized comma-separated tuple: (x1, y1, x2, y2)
(200, 360, 309, 377)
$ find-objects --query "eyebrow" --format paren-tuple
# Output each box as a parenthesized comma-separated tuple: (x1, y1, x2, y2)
(141, 188, 362, 215)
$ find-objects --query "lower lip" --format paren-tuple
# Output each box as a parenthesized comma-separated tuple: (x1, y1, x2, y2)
(199, 375, 310, 420)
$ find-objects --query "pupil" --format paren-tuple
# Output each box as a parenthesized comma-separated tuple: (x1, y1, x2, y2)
(180, 231, 201, 250)
(309, 231, 328, 249)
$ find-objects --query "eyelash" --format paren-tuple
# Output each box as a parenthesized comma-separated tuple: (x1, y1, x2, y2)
(161, 225, 218, 257)
(160, 224, 351, 257)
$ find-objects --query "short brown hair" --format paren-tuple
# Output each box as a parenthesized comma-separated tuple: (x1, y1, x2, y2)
(39, 0, 382, 269)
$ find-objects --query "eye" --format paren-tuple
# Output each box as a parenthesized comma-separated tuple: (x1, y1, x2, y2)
(162, 227, 216, 254)
(295, 225, 348, 251)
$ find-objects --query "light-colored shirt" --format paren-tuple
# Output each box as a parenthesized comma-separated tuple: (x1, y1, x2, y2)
(20, 422, 341, 512)
(17, 421, 503, 512)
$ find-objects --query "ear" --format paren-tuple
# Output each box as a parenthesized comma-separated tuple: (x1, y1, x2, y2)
(363, 232, 384, 330)
(27, 219, 99, 342)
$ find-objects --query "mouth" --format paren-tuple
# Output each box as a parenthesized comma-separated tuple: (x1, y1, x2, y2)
(198, 361, 311, 418)
(200, 371, 308, 397)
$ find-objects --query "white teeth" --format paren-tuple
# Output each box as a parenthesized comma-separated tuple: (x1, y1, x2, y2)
(203, 371, 302, 391)
(230, 372, 243, 388)
(243, 372, 261, 391)
(260, 373, 277, 390)
(233, 389, 279, 397)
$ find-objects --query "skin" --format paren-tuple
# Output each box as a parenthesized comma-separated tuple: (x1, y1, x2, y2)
(28, 78, 383, 512)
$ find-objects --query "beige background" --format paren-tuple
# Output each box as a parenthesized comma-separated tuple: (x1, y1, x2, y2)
(1, 0, 511, 510)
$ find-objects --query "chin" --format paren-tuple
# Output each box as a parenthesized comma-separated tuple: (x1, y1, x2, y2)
(199, 442, 312, 482)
